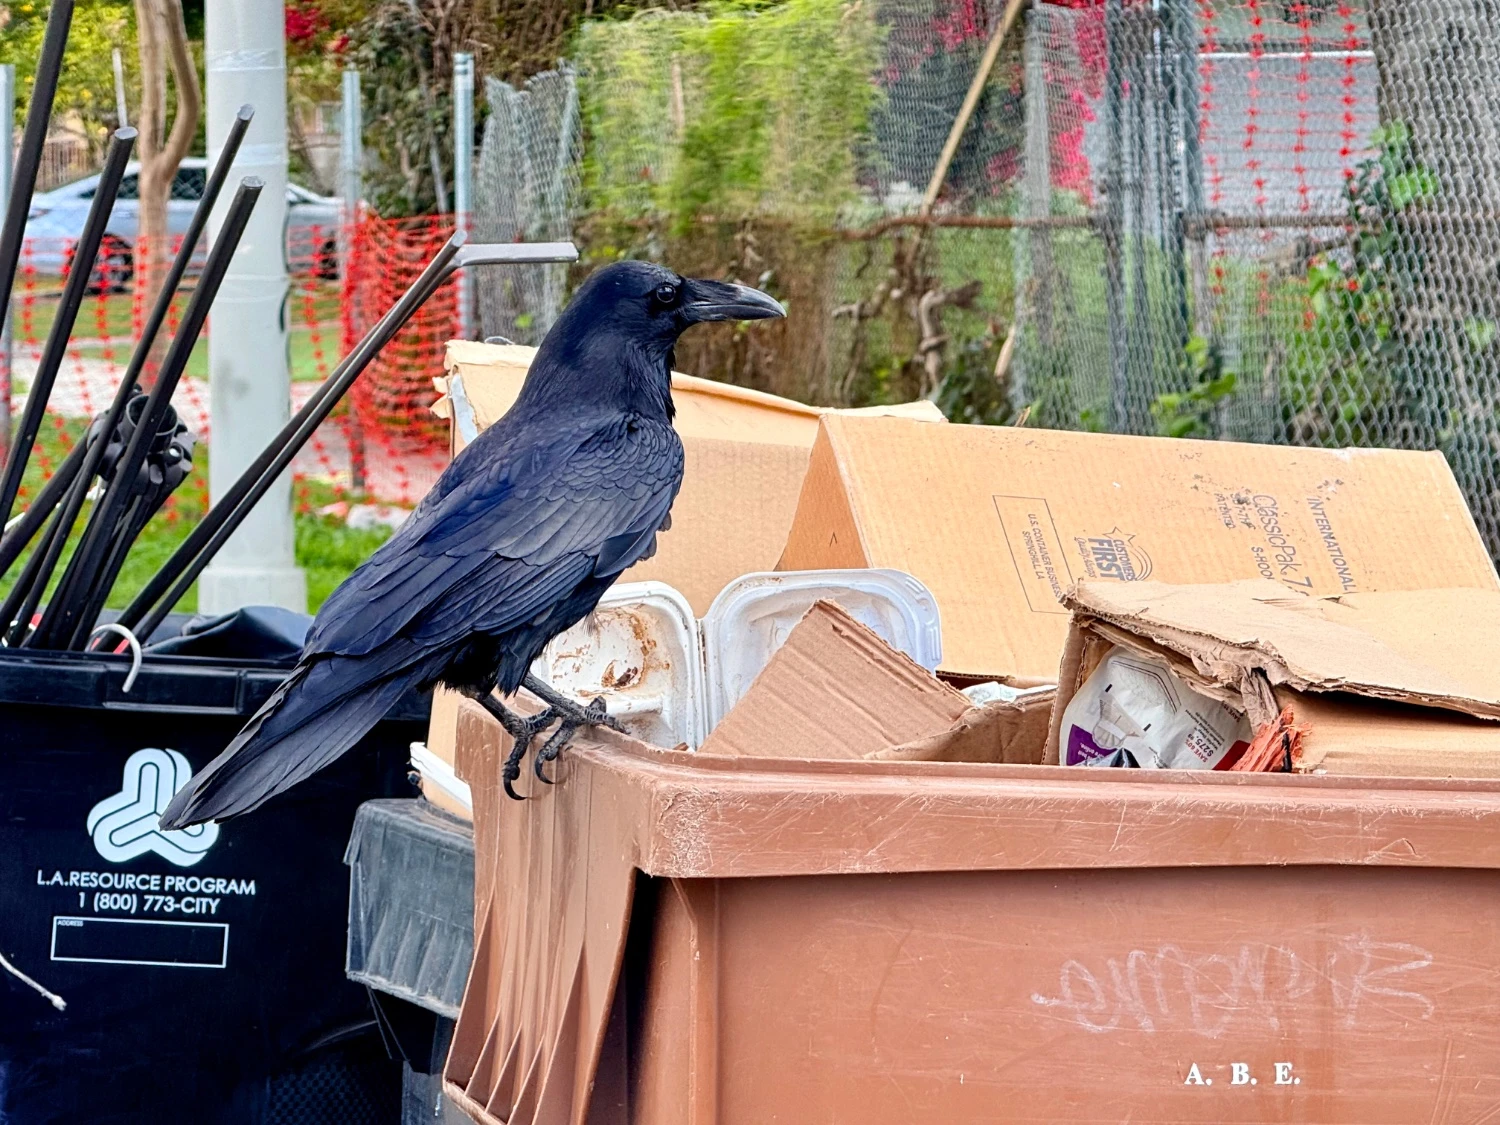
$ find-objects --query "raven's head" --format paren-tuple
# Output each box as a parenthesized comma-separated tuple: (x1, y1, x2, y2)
(564, 260, 783, 348)
(524, 260, 783, 417)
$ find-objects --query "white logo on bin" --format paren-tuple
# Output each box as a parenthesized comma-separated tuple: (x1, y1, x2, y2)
(87, 748, 218, 867)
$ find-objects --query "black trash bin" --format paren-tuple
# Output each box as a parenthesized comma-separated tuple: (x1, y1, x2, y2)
(0, 646, 428, 1125)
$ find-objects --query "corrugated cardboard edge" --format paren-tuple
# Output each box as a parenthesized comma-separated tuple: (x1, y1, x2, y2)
(1063, 580, 1500, 722)
(871, 687, 1055, 764)
(438, 340, 947, 426)
(698, 599, 971, 759)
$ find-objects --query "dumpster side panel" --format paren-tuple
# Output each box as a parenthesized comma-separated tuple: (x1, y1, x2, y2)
(706, 867, 1500, 1123)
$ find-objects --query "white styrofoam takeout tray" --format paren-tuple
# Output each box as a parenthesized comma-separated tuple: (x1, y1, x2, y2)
(529, 569, 942, 749)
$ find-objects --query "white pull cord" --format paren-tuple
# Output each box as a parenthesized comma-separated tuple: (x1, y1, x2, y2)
(0, 949, 66, 1010)
(88, 622, 143, 693)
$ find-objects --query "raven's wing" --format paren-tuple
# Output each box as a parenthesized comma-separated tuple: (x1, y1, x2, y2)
(304, 412, 680, 658)
(158, 413, 684, 829)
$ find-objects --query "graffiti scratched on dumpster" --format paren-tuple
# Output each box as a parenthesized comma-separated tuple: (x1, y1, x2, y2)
(1030, 934, 1436, 1038)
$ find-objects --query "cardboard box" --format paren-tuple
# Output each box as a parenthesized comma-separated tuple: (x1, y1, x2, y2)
(699, 600, 969, 759)
(779, 415, 1500, 682)
(434, 341, 945, 614)
(1047, 579, 1500, 777)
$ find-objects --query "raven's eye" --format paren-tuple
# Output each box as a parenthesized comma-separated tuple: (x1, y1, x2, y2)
(653, 282, 678, 306)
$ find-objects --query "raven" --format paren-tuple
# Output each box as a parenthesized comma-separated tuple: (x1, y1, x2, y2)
(159, 261, 783, 829)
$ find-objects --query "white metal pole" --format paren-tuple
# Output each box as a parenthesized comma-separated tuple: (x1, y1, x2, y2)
(111, 49, 129, 128)
(339, 66, 367, 494)
(453, 52, 474, 341)
(1, 64, 13, 462)
(339, 68, 362, 269)
(200, 0, 306, 614)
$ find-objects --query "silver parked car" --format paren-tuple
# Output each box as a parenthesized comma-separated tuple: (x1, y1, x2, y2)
(23, 157, 344, 289)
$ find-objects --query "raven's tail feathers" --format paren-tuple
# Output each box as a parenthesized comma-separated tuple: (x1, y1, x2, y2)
(157, 660, 413, 830)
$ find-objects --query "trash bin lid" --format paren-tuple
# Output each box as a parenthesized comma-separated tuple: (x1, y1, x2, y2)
(345, 799, 475, 1018)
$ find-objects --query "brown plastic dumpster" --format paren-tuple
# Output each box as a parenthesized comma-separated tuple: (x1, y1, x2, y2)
(443, 699, 1500, 1124)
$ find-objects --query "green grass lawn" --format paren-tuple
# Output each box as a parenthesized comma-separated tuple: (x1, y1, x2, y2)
(1, 419, 392, 626)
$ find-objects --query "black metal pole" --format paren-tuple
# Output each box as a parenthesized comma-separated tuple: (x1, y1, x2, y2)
(27, 396, 171, 649)
(0, 498, 66, 644)
(110, 238, 579, 646)
(66, 431, 193, 648)
(0, 436, 88, 577)
(0, 0, 74, 331)
(36, 110, 254, 638)
(40, 178, 264, 650)
(0, 128, 136, 537)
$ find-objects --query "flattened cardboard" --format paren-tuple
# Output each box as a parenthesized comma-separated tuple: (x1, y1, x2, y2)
(436, 341, 945, 613)
(1048, 579, 1500, 777)
(1065, 580, 1500, 717)
(869, 688, 1055, 765)
(779, 415, 1499, 681)
(698, 599, 971, 760)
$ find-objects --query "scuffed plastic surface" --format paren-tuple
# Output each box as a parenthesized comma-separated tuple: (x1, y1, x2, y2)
(445, 698, 1500, 1125)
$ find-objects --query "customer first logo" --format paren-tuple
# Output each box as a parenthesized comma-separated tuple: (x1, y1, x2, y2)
(1076, 528, 1153, 581)
(87, 748, 218, 867)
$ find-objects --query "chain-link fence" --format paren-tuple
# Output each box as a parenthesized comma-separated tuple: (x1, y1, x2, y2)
(1015, 0, 1500, 555)
(552, 0, 1028, 410)
(473, 66, 581, 345)
(471, 0, 1500, 555)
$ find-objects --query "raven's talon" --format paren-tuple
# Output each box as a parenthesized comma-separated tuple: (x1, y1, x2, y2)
(533, 721, 578, 784)
(479, 693, 557, 801)
(503, 768, 526, 801)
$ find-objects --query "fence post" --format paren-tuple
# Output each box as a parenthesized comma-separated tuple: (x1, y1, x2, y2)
(1021, 12, 1054, 356)
(339, 67, 367, 494)
(453, 52, 475, 341)
(0, 64, 13, 465)
(1102, 0, 1129, 432)
(111, 49, 129, 128)
(340, 69, 362, 273)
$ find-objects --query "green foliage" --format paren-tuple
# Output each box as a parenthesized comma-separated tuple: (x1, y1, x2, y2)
(1279, 120, 1437, 444)
(1152, 335, 1236, 438)
(0, 0, 138, 148)
(348, 3, 452, 216)
(932, 331, 1011, 425)
(577, 0, 883, 229)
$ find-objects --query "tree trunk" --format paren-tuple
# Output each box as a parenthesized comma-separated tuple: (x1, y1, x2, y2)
(132, 0, 200, 335)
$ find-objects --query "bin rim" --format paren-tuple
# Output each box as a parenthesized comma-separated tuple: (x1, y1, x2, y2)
(0, 646, 428, 721)
(500, 729, 1500, 878)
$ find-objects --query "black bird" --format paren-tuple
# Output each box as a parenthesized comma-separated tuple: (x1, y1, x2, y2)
(159, 261, 783, 829)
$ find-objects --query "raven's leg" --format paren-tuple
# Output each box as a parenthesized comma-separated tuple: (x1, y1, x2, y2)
(477, 693, 556, 801)
(522, 673, 624, 733)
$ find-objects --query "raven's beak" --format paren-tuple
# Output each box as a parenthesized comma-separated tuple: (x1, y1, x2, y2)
(682, 278, 786, 322)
